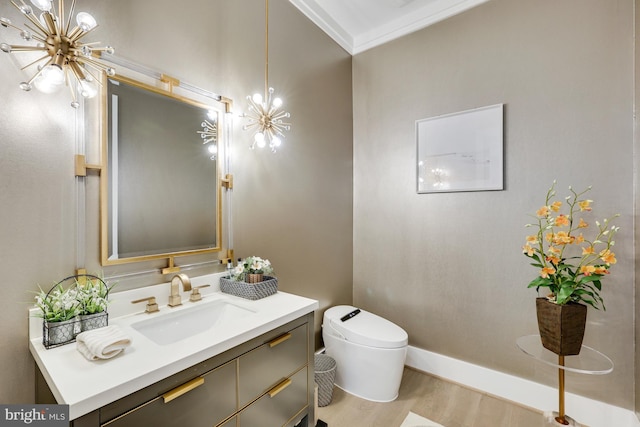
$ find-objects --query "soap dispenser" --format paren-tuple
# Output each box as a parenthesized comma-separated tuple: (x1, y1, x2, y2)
(226, 259, 234, 278)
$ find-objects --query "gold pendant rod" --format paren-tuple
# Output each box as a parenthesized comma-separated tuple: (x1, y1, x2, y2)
(264, 0, 269, 99)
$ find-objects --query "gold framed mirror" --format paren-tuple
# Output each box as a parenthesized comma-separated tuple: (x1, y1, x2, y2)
(99, 73, 228, 268)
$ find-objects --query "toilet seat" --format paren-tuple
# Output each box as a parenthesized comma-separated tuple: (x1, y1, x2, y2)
(324, 305, 408, 349)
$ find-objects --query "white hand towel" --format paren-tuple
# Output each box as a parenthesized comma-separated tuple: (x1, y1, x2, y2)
(76, 325, 132, 361)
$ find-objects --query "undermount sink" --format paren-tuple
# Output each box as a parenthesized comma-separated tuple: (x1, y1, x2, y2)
(131, 299, 256, 345)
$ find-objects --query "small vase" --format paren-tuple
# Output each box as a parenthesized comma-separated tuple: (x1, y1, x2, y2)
(44, 318, 76, 347)
(247, 273, 263, 283)
(79, 312, 108, 332)
(536, 297, 587, 356)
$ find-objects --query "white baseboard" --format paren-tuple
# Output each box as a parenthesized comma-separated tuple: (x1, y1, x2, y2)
(405, 345, 639, 427)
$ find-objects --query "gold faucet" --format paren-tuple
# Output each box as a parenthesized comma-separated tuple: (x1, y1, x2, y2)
(168, 274, 192, 307)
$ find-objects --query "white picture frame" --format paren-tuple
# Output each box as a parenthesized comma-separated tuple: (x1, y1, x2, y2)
(416, 104, 504, 193)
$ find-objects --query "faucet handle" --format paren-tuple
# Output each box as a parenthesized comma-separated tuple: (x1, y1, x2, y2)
(131, 296, 159, 313)
(190, 284, 211, 302)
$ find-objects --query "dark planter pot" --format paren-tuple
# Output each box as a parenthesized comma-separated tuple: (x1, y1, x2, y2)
(535, 297, 587, 356)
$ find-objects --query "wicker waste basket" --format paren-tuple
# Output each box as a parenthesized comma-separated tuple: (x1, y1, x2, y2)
(314, 354, 337, 407)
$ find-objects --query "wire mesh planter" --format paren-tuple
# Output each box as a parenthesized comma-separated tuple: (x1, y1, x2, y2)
(40, 274, 111, 349)
(220, 276, 278, 300)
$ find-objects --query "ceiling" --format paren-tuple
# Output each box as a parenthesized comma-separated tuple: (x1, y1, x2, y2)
(289, 0, 490, 55)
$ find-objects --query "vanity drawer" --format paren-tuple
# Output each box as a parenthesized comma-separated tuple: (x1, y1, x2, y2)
(101, 360, 237, 427)
(238, 367, 308, 427)
(238, 323, 308, 407)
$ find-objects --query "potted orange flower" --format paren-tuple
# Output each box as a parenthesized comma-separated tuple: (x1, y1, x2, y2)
(522, 182, 619, 355)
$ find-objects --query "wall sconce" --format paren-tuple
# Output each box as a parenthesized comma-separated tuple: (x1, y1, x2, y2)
(0, 0, 115, 108)
(242, 0, 291, 153)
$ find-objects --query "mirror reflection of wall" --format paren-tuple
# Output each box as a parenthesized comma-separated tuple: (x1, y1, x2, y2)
(103, 75, 224, 265)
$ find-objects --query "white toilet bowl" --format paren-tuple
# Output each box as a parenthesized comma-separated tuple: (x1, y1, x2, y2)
(322, 305, 408, 402)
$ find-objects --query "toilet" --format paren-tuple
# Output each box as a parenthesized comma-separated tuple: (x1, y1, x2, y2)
(322, 305, 408, 402)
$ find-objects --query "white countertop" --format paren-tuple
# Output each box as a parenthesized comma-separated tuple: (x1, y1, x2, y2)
(28, 272, 319, 420)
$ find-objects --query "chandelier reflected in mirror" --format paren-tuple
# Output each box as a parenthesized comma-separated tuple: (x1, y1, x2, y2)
(243, 0, 291, 153)
(0, 0, 115, 108)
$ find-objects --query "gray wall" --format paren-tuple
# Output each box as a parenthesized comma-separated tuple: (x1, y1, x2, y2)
(0, 0, 353, 404)
(353, 0, 635, 410)
(636, 0, 640, 418)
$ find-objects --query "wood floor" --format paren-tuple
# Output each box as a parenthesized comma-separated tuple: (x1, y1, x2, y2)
(316, 368, 581, 427)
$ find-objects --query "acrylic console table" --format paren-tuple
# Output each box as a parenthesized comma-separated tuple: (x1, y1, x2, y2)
(516, 334, 613, 426)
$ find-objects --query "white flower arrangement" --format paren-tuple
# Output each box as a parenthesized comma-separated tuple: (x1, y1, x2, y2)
(231, 256, 274, 281)
(34, 284, 81, 323)
(76, 277, 113, 315)
(34, 275, 114, 322)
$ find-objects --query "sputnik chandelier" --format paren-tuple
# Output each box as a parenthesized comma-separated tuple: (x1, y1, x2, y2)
(0, 0, 115, 108)
(243, 0, 291, 152)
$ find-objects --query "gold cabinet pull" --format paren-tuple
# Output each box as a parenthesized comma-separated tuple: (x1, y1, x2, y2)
(268, 332, 291, 348)
(267, 378, 292, 398)
(162, 377, 205, 403)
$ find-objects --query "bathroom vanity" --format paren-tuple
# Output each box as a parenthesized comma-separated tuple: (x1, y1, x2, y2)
(29, 274, 319, 427)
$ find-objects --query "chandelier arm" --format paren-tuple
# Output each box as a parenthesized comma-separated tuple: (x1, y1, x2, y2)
(68, 60, 86, 80)
(81, 66, 103, 87)
(69, 24, 97, 43)
(270, 126, 286, 137)
(41, 11, 57, 36)
(10, 1, 50, 37)
(58, 0, 65, 35)
(78, 41, 102, 47)
(76, 55, 111, 71)
(19, 53, 50, 70)
(64, 0, 77, 36)
(5, 44, 47, 52)
(29, 34, 47, 43)
(1, 19, 25, 32)
(23, 22, 48, 39)
(24, 56, 55, 85)
(64, 66, 80, 105)
(66, 25, 83, 40)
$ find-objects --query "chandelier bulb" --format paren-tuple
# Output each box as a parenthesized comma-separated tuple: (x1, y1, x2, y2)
(76, 12, 96, 31)
(33, 64, 64, 93)
(273, 97, 282, 108)
(1, 17, 11, 27)
(207, 144, 217, 154)
(106, 67, 116, 77)
(272, 136, 282, 147)
(252, 93, 263, 104)
(71, 100, 80, 108)
(0, 43, 11, 53)
(19, 82, 31, 91)
(30, 0, 52, 12)
(20, 30, 32, 40)
(105, 46, 115, 55)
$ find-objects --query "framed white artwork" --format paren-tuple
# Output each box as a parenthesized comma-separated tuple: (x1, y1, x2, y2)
(416, 104, 504, 193)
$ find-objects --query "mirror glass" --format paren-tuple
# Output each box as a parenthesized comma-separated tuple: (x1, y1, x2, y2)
(101, 75, 224, 265)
